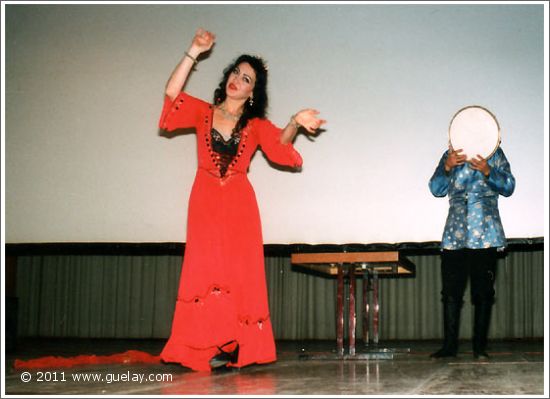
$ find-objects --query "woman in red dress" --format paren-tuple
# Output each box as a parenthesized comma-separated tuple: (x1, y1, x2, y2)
(158, 28, 326, 372)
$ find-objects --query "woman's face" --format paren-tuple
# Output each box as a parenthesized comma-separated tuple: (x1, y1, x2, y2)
(226, 62, 256, 101)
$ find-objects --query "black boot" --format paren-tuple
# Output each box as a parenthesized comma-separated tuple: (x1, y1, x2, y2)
(473, 301, 493, 360)
(209, 340, 239, 369)
(431, 298, 462, 358)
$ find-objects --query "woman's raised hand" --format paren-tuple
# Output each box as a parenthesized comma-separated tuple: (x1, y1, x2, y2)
(293, 109, 326, 134)
(190, 28, 216, 54)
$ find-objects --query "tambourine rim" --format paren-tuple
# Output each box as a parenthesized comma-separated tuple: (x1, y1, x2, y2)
(448, 105, 501, 159)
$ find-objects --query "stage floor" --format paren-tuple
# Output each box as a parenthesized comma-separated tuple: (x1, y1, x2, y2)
(4, 338, 546, 395)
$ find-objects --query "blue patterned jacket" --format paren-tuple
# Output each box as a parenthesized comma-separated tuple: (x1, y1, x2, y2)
(429, 147, 515, 250)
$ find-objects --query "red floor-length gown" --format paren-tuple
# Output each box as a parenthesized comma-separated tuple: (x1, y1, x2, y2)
(158, 92, 303, 371)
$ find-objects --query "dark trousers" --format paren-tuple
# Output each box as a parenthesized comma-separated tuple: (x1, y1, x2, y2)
(431, 248, 498, 357)
(441, 248, 497, 305)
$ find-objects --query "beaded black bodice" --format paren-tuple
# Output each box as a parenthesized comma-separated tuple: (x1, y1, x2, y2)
(211, 128, 241, 177)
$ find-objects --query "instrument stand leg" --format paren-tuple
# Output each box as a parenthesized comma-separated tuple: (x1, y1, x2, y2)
(336, 264, 344, 357)
(363, 272, 371, 346)
(373, 271, 379, 346)
(348, 266, 356, 356)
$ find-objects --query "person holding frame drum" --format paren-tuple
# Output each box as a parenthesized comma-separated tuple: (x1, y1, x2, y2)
(428, 105, 516, 360)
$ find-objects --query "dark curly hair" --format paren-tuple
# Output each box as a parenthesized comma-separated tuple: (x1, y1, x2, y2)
(213, 54, 268, 133)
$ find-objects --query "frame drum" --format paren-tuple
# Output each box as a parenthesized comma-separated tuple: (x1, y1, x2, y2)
(448, 105, 500, 160)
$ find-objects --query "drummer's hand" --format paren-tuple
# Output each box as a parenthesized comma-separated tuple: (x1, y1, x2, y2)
(444, 146, 467, 172)
(468, 154, 490, 177)
(190, 28, 216, 54)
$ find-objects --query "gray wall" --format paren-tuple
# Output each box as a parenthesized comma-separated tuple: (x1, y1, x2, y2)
(5, 4, 545, 244)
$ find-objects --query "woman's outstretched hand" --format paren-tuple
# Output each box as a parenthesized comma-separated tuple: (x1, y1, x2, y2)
(190, 28, 216, 54)
(293, 109, 326, 134)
